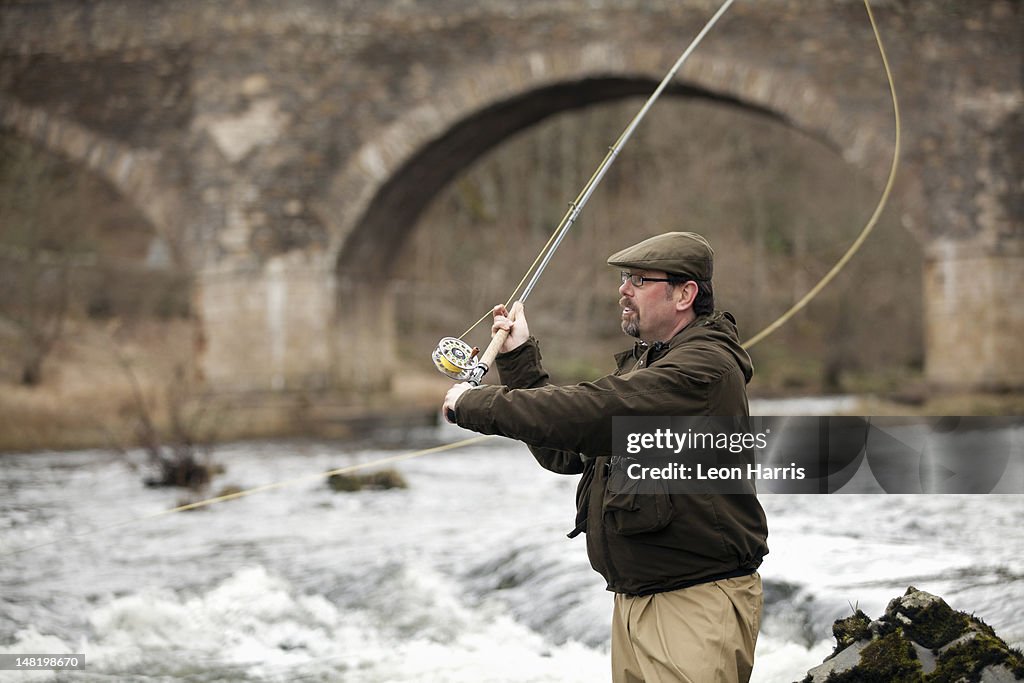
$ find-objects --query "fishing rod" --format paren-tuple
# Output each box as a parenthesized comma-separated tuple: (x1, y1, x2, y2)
(431, 0, 737, 388)
(3, 0, 740, 560)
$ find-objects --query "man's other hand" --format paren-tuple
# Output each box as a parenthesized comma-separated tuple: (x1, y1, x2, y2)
(443, 382, 473, 423)
(492, 301, 529, 354)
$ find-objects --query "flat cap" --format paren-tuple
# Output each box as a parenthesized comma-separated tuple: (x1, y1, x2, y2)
(607, 231, 714, 280)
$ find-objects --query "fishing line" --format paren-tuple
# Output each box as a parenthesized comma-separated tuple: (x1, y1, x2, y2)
(457, 0, 898, 356)
(742, 0, 900, 349)
(1, 435, 492, 558)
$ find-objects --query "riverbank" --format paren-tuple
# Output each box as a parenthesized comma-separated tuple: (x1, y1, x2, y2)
(4, 366, 1024, 454)
(2, 317, 1022, 453)
(0, 319, 448, 453)
(0, 379, 445, 454)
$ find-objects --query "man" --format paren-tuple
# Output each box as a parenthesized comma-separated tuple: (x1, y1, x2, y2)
(443, 232, 768, 683)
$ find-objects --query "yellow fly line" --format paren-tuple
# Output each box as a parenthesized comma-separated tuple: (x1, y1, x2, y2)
(459, 0, 899, 353)
(3, 435, 493, 557)
(742, 0, 900, 350)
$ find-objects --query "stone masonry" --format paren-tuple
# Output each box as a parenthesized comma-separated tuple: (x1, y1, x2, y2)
(1, 0, 1021, 392)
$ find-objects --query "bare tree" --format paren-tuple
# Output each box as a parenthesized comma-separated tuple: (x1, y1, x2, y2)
(102, 321, 223, 490)
(0, 137, 92, 386)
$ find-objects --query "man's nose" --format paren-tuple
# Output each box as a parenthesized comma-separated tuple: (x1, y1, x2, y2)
(619, 279, 632, 296)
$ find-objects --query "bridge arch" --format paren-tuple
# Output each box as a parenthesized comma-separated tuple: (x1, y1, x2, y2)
(323, 43, 895, 276)
(316, 42, 899, 389)
(0, 96, 188, 265)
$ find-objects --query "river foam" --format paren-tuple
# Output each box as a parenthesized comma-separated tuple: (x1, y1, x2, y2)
(1, 431, 1021, 681)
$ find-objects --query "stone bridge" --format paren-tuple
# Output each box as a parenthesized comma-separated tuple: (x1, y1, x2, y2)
(1, 0, 1021, 393)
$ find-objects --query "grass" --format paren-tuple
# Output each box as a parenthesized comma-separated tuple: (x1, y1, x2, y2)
(0, 318, 266, 453)
(0, 319, 183, 451)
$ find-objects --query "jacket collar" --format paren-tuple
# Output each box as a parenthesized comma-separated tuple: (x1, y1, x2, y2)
(617, 312, 734, 362)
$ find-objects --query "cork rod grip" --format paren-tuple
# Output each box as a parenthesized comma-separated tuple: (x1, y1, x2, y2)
(475, 302, 518, 380)
(475, 326, 509, 376)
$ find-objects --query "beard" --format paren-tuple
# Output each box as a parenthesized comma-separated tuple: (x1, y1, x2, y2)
(620, 297, 640, 338)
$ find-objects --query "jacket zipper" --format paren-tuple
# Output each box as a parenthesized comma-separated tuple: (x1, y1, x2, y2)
(594, 456, 622, 590)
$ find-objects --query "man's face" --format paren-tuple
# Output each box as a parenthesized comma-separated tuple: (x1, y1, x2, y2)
(618, 269, 681, 342)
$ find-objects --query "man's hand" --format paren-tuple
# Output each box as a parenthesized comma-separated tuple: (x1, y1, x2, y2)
(443, 382, 473, 423)
(492, 301, 529, 354)
(443, 302, 528, 422)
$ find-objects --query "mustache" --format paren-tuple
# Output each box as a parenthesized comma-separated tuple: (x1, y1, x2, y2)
(619, 297, 633, 309)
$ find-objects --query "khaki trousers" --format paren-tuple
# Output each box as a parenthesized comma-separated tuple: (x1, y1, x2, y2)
(611, 572, 762, 683)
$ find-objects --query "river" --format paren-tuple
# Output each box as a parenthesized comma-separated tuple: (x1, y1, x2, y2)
(1, 418, 1022, 682)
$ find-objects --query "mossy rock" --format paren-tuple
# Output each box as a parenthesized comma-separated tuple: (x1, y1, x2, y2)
(930, 630, 1024, 683)
(800, 587, 1023, 683)
(361, 469, 408, 490)
(885, 588, 970, 650)
(832, 610, 872, 654)
(327, 473, 363, 492)
(327, 468, 408, 492)
(825, 630, 923, 683)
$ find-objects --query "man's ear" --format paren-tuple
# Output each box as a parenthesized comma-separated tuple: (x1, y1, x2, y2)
(676, 281, 698, 311)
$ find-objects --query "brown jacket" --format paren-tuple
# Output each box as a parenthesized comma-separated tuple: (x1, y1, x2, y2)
(454, 311, 769, 595)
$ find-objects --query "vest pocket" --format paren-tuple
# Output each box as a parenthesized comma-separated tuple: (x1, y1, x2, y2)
(602, 458, 674, 535)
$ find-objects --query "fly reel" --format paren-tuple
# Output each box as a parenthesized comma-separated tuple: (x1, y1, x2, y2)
(432, 305, 516, 388)
(432, 337, 480, 382)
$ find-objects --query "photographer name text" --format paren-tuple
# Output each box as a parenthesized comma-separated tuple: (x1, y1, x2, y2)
(626, 461, 805, 481)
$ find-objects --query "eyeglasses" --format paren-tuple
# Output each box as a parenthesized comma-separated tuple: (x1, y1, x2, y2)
(620, 271, 677, 288)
